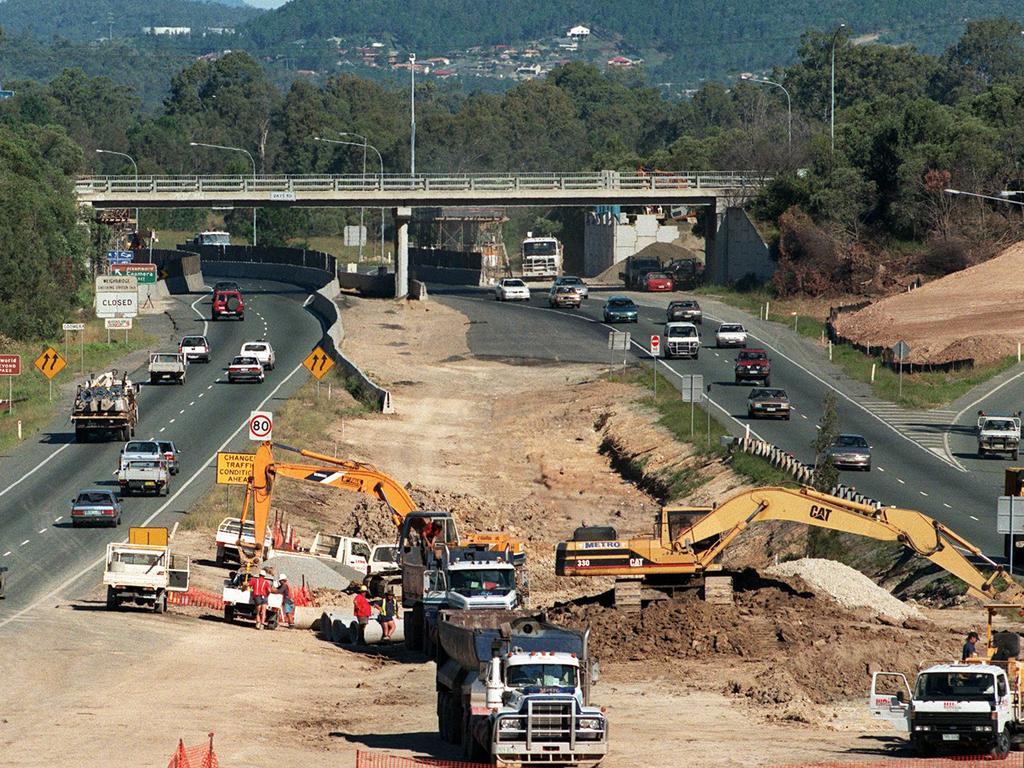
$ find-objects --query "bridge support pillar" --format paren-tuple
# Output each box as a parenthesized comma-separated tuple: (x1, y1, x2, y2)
(393, 206, 411, 299)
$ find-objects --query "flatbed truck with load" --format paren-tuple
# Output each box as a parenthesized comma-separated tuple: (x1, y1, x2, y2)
(72, 370, 138, 442)
(435, 610, 607, 766)
(102, 527, 190, 614)
(148, 351, 187, 385)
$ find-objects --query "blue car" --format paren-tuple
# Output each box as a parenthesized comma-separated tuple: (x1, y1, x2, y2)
(603, 296, 639, 323)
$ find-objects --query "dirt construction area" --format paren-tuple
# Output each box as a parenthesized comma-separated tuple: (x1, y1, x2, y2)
(833, 241, 1024, 364)
(0, 295, 996, 767)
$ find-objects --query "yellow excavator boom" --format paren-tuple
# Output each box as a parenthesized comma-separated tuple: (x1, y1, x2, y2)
(556, 485, 1024, 604)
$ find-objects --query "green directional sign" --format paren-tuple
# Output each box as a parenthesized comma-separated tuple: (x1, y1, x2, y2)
(111, 263, 157, 284)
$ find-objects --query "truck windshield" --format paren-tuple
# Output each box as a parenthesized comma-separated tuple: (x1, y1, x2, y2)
(448, 568, 515, 596)
(986, 420, 1016, 431)
(506, 664, 578, 688)
(915, 672, 996, 701)
(667, 327, 696, 338)
(523, 241, 557, 257)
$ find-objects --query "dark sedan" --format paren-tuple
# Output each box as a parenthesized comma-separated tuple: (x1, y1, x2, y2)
(71, 488, 123, 528)
(603, 296, 639, 323)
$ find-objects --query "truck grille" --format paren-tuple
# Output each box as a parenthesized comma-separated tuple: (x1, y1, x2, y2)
(528, 700, 572, 742)
(914, 711, 993, 730)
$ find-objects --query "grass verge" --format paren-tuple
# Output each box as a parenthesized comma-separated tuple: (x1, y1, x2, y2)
(0, 317, 155, 454)
(695, 286, 1015, 409)
(607, 365, 796, 488)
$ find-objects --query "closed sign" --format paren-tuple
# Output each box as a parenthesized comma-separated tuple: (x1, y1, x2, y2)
(96, 291, 138, 318)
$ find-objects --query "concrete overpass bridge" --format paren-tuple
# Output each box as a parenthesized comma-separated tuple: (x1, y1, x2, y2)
(75, 171, 769, 296)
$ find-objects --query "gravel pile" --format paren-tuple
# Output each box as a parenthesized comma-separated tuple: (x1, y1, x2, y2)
(263, 553, 358, 591)
(766, 558, 922, 622)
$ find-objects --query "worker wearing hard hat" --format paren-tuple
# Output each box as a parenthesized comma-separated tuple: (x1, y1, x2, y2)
(251, 569, 272, 629)
(353, 584, 373, 644)
(276, 574, 295, 628)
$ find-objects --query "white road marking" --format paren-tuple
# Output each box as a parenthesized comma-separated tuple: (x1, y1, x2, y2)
(896, 478, 906, 484)
(189, 401, 195, 406)
(54, 517, 62, 523)
(169, 418, 175, 424)
(919, 491, 928, 497)
(179, 409, 185, 414)
(800, 414, 808, 420)
(0, 363, 306, 631)
(207, 385, 213, 390)
(190, 288, 213, 337)
(19, 540, 29, 547)
(159, 427, 166, 433)
(2, 551, 9, 557)
(970, 515, 979, 521)
(198, 393, 204, 398)
(943, 503, 952, 509)
(0, 444, 72, 499)
(877, 467, 885, 472)
(38, 528, 46, 534)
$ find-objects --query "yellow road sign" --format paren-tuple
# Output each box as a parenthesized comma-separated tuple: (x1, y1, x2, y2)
(217, 451, 255, 485)
(33, 346, 66, 379)
(302, 346, 335, 380)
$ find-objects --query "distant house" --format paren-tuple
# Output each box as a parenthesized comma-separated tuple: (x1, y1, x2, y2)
(515, 64, 541, 79)
(426, 57, 451, 66)
(296, 69, 318, 77)
(205, 27, 234, 35)
(568, 25, 590, 40)
(607, 56, 636, 67)
(142, 26, 191, 36)
(433, 68, 456, 79)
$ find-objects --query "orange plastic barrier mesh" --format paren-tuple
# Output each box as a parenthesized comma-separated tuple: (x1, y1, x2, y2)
(772, 756, 1023, 767)
(167, 733, 218, 768)
(168, 587, 225, 610)
(355, 751, 490, 768)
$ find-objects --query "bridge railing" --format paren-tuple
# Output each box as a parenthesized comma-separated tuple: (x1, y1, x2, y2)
(74, 171, 770, 196)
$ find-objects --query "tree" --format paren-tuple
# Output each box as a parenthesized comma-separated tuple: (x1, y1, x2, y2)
(811, 391, 839, 492)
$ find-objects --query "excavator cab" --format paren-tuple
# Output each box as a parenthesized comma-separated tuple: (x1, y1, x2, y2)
(660, 506, 716, 553)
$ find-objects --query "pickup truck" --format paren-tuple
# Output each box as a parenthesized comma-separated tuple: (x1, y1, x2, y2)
(148, 352, 187, 385)
(117, 458, 170, 496)
(215, 517, 271, 564)
(223, 570, 283, 627)
(120, 440, 161, 468)
(977, 413, 1021, 460)
(103, 528, 189, 614)
(179, 335, 210, 363)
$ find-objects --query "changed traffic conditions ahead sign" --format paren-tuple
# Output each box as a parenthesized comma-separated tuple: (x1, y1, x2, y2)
(248, 410, 273, 441)
(33, 346, 66, 379)
(302, 346, 335, 380)
(217, 451, 255, 485)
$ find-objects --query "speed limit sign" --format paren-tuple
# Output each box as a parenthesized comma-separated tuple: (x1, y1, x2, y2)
(248, 410, 273, 441)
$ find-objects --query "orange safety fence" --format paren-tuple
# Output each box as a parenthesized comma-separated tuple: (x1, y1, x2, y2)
(168, 587, 225, 610)
(772, 757, 1024, 767)
(355, 751, 490, 768)
(167, 732, 218, 768)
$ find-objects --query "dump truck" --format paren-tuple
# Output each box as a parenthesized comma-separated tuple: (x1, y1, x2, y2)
(619, 255, 661, 289)
(870, 604, 1024, 758)
(102, 527, 190, 614)
(72, 370, 138, 442)
(435, 610, 608, 766)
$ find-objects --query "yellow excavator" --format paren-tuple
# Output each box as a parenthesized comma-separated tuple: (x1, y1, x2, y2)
(232, 441, 522, 574)
(555, 485, 1024, 610)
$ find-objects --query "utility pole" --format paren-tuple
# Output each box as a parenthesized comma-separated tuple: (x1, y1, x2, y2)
(830, 24, 846, 156)
(409, 53, 416, 177)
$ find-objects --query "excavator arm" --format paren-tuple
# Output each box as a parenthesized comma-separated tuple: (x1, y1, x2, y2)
(556, 485, 1023, 605)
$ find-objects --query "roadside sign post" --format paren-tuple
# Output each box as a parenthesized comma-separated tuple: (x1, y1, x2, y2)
(302, 346, 335, 399)
(63, 323, 85, 374)
(104, 318, 132, 345)
(680, 374, 704, 437)
(607, 331, 630, 380)
(650, 335, 660, 396)
(33, 346, 67, 401)
(892, 340, 911, 399)
(0, 355, 20, 415)
(248, 410, 273, 442)
(997, 496, 1024, 574)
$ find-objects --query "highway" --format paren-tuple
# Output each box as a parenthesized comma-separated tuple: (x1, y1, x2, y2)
(432, 285, 1013, 556)
(0, 279, 322, 626)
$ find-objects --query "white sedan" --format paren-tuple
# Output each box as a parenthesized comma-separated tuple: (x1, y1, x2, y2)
(715, 323, 748, 348)
(495, 278, 531, 302)
(239, 340, 276, 371)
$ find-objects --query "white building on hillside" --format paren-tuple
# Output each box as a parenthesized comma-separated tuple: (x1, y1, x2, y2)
(568, 25, 590, 40)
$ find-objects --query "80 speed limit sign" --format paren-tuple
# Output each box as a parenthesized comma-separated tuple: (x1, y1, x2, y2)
(248, 410, 273, 441)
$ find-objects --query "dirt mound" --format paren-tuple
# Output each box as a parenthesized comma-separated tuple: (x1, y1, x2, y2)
(833, 241, 1024, 364)
(590, 241, 702, 284)
(550, 571, 955, 707)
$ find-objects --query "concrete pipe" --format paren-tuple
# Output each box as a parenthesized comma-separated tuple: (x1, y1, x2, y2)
(292, 606, 321, 630)
(318, 611, 333, 639)
(332, 618, 351, 644)
(346, 618, 406, 645)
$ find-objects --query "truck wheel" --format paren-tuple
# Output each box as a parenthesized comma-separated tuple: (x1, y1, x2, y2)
(150, 374, 158, 385)
(992, 729, 1011, 760)
(911, 735, 935, 756)
(764, 377, 771, 386)
(154, 591, 167, 614)
(216, 546, 226, 565)
(979, 448, 986, 458)
(1014, 449, 1020, 461)
(106, 586, 119, 610)
(121, 426, 130, 441)
(224, 604, 235, 622)
(267, 611, 279, 630)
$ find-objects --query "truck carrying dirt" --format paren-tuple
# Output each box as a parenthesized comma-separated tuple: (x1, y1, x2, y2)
(435, 609, 607, 766)
(72, 370, 138, 442)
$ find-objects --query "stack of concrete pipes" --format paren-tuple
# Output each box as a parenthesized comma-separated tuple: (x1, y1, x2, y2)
(317, 610, 405, 645)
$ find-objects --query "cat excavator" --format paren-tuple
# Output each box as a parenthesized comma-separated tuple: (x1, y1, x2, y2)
(555, 485, 1024, 610)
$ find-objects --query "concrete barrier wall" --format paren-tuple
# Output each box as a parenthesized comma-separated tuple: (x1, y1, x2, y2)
(410, 264, 484, 286)
(337, 271, 395, 296)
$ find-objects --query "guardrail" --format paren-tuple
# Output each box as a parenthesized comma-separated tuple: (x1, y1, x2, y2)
(75, 171, 770, 196)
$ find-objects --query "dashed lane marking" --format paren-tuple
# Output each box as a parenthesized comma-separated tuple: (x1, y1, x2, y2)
(38, 528, 46, 534)
(207, 385, 213, 390)
(2, 551, 9, 557)
(19, 540, 29, 547)
(169, 419, 175, 424)
(54, 517, 62, 523)
(896, 478, 906, 484)
(920, 491, 928, 497)
(198, 393, 204, 398)
(0, 444, 71, 499)
(179, 409, 185, 414)
(877, 467, 885, 472)
(189, 401, 195, 406)
(159, 427, 166, 433)
(970, 515, 979, 521)
(943, 503, 952, 509)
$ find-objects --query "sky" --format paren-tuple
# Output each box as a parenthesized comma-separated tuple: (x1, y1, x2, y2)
(245, 0, 289, 8)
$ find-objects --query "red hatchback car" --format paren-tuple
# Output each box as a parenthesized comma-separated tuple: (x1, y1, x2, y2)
(643, 271, 674, 292)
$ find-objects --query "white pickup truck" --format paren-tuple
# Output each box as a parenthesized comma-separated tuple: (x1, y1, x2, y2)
(977, 412, 1021, 460)
(103, 530, 190, 614)
(117, 458, 170, 496)
(149, 352, 187, 385)
(215, 517, 271, 565)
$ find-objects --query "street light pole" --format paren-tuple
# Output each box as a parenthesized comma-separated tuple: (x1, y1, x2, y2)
(96, 149, 139, 233)
(409, 53, 416, 177)
(189, 141, 257, 246)
(830, 24, 846, 156)
(741, 75, 792, 146)
(338, 132, 386, 266)
(315, 135, 387, 266)
(944, 188, 1024, 207)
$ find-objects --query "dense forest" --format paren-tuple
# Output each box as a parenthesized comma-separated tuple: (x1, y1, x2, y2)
(5, 16, 1024, 337)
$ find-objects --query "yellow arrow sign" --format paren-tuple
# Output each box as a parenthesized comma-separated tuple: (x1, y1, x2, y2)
(216, 451, 255, 485)
(302, 346, 335, 380)
(33, 346, 67, 379)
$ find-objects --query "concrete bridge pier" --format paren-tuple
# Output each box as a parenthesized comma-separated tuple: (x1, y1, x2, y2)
(393, 206, 411, 299)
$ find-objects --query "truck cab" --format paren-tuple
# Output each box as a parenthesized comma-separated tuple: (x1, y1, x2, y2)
(441, 546, 519, 611)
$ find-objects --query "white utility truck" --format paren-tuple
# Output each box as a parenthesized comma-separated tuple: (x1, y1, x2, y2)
(977, 413, 1021, 460)
(148, 352, 187, 385)
(103, 527, 190, 614)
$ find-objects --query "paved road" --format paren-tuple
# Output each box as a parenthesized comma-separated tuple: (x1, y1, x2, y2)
(0, 279, 322, 627)
(432, 285, 1009, 556)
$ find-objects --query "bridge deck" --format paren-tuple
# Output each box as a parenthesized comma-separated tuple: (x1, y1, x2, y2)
(75, 172, 767, 208)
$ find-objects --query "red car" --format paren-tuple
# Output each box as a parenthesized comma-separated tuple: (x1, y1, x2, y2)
(643, 272, 674, 292)
(212, 289, 244, 321)
(735, 348, 772, 385)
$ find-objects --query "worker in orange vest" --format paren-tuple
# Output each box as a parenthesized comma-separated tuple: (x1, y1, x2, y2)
(250, 569, 272, 629)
